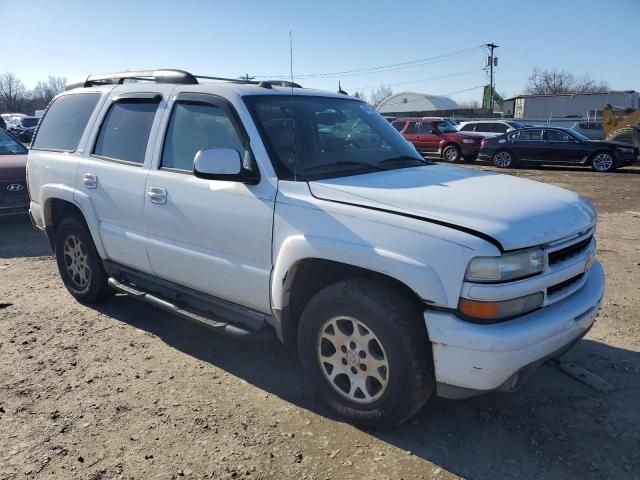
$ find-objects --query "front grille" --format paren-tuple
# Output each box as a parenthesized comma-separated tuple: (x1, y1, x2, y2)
(548, 236, 592, 265)
(547, 273, 584, 297)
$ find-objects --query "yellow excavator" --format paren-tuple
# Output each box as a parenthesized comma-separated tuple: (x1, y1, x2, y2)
(602, 104, 640, 157)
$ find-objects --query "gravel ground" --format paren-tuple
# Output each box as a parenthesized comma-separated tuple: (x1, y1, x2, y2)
(1, 163, 639, 480)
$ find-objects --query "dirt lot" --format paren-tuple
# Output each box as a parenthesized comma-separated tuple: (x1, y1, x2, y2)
(1, 163, 639, 480)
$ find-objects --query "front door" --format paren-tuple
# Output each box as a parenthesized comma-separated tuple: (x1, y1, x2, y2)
(143, 93, 276, 313)
(415, 122, 441, 153)
(543, 129, 589, 163)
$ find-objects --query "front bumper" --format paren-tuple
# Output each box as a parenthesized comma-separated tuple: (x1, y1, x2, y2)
(424, 260, 604, 398)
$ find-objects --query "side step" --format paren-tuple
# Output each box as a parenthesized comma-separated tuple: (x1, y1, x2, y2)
(107, 278, 274, 342)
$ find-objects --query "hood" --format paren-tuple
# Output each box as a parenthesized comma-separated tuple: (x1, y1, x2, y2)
(0, 154, 28, 181)
(589, 140, 636, 149)
(309, 165, 596, 251)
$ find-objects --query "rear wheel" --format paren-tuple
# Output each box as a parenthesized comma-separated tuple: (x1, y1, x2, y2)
(591, 151, 615, 172)
(493, 150, 514, 168)
(55, 217, 113, 303)
(297, 278, 434, 428)
(442, 144, 461, 163)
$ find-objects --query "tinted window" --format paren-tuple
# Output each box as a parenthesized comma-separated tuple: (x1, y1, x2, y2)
(545, 130, 572, 142)
(417, 123, 435, 134)
(492, 123, 509, 133)
(460, 124, 475, 132)
(162, 102, 245, 171)
(93, 100, 159, 164)
(392, 122, 405, 132)
(0, 129, 28, 155)
(32, 93, 100, 151)
(22, 117, 39, 128)
(474, 123, 494, 132)
(519, 129, 543, 141)
(507, 121, 524, 129)
(404, 122, 417, 134)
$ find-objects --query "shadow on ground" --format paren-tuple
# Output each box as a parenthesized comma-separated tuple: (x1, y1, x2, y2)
(0, 215, 51, 258)
(94, 295, 640, 479)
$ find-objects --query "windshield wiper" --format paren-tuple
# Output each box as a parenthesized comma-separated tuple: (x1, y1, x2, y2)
(379, 155, 433, 167)
(303, 161, 388, 174)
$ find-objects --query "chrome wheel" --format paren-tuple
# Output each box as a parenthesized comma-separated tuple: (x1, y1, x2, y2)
(317, 316, 390, 404)
(494, 151, 512, 168)
(443, 146, 459, 162)
(63, 235, 90, 289)
(592, 152, 613, 172)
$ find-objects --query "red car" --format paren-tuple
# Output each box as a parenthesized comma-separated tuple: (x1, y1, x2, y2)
(392, 119, 484, 162)
(0, 129, 29, 216)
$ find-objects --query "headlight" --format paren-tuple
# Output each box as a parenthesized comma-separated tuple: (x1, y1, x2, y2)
(465, 248, 546, 283)
(617, 146, 634, 153)
(462, 138, 475, 144)
(459, 292, 544, 321)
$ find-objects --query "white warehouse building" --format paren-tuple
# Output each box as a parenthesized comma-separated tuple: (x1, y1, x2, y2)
(376, 92, 459, 114)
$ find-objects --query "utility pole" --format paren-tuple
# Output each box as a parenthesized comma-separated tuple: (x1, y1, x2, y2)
(239, 73, 255, 82)
(486, 43, 498, 111)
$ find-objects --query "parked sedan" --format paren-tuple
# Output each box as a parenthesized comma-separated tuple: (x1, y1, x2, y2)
(0, 129, 29, 215)
(479, 127, 638, 172)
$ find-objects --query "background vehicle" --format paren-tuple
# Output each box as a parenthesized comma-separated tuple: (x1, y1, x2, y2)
(602, 104, 640, 160)
(569, 121, 604, 140)
(0, 115, 5, 130)
(8, 116, 39, 143)
(393, 118, 484, 161)
(458, 120, 525, 137)
(0, 129, 29, 215)
(479, 126, 638, 172)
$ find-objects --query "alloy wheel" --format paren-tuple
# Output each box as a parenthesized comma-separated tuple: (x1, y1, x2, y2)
(443, 146, 458, 162)
(494, 151, 512, 167)
(316, 316, 390, 404)
(592, 153, 613, 172)
(63, 235, 91, 289)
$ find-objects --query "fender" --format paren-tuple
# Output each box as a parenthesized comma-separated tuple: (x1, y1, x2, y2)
(270, 234, 449, 313)
(40, 184, 108, 258)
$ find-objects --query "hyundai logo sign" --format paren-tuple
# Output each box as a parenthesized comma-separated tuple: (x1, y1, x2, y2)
(6, 183, 24, 192)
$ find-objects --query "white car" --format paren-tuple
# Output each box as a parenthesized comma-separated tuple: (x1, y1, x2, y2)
(27, 69, 604, 428)
(458, 120, 525, 137)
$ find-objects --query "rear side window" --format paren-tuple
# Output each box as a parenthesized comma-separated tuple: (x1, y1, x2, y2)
(93, 99, 159, 164)
(161, 102, 245, 171)
(32, 93, 100, 151)
(519, 129, 543, 141)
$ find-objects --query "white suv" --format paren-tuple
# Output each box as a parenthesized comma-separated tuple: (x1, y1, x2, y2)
(458, 120, 525, 136)
(28, 70, 604, 427)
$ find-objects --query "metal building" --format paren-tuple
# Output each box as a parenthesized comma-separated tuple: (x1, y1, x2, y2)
(376, 92, 458, 114)
(502, 91, 639, 118)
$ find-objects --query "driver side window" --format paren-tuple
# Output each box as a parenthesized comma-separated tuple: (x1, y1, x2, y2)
(417, 123, 434, 134)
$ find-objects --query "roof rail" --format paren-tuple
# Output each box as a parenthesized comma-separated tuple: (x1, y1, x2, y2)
(65, 69, 303, 90)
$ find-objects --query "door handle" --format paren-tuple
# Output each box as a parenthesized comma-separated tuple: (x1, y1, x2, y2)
(147, 187, 167, 205)
(83, 173, 98, 189)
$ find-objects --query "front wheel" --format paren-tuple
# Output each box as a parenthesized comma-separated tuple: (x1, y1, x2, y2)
(591, 152, 616, 172)
(442, 144, 461, 163)
(297, 278, 434, 428)
(55, 217, 113, 303)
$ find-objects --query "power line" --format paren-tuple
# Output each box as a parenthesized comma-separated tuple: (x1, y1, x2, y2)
(255, 45, 484, 79)
(348, 68, 484, 91)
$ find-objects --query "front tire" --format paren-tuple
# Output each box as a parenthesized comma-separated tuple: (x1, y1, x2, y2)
(591, 151, 616, 172)
(297, 278, 434, 428)
(442, 144, 461, 163)
(55, 217, 113, 303)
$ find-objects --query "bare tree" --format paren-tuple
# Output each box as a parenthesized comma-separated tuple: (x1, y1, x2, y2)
(0, 72, 27, 111)
(369, 85, 393, 107)
(33, 76, 67, 104)
(526, 68, 609, 95)
(458, 99, 481, 109)
(352, 91, 368, 102)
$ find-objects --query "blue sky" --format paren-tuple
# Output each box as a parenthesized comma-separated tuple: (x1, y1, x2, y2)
(3, 0, 639, 102)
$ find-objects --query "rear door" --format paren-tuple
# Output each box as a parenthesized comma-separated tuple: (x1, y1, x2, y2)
(516, 128, 546, 161)
(415, 122, 440, 152)
(76, 85, 170, 273)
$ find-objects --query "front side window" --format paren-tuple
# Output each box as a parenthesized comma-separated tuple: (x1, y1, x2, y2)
(245, 95, 426, 180)
(93, 99, 159, 164)
(162, 102, 245, 171)
(32, 93, 100, 151)
(519, 129, 543, 141)
(545, 130, 571, 142)
(417, 123, 435, 134)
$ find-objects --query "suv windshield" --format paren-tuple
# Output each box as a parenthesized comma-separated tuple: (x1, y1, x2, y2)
(435, 121, 458, 133)
(244, 95, 427, 180)
(0, 130, 28, 155)
(22, 117, 39, 127)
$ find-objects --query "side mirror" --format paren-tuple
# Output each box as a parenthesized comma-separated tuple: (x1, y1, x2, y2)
(193, 148, 243, 180)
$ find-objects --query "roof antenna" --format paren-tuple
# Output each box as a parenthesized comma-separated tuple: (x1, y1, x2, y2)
(290, 30, 297, 181)
(338, 80, 348, 95)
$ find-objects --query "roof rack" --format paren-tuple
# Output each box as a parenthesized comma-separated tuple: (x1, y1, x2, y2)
(65, 69, 303, 90)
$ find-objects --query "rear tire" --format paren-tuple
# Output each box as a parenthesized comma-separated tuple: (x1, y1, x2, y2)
(442, 144, 461, 163)
(590, 151, 616, 172)
(493, 149, 514, 168)
(54, 217, 113, 303)
(297, 278, 434, 428)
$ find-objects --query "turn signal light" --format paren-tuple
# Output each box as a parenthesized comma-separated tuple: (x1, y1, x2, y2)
(459, 292, 544, 321)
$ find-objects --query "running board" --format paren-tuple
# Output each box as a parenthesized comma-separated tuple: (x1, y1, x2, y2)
(107, 277, 274, 342)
